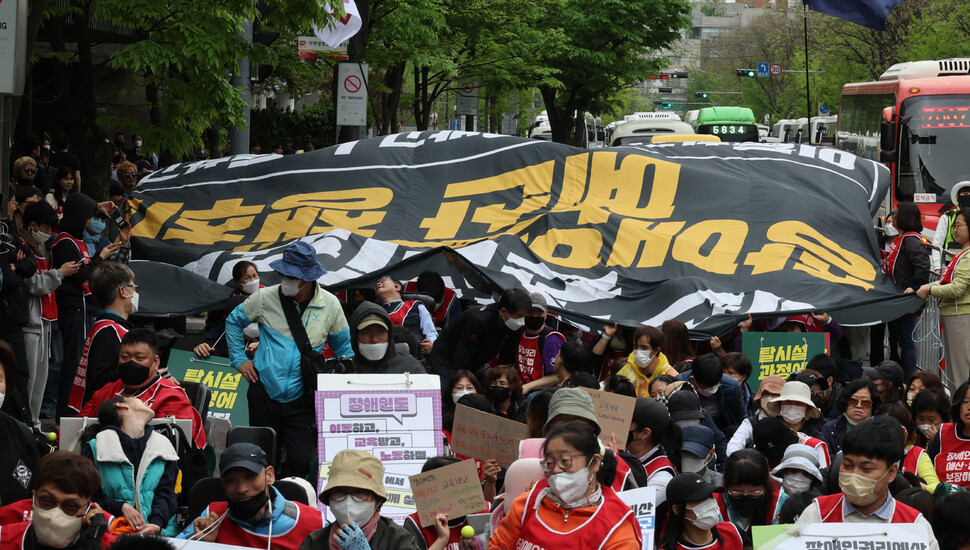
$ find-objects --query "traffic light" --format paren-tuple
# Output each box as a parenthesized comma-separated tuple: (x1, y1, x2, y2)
(658, 87, 673, 93)
(737, 69, 756, 77)
(694, 92, 709, 98)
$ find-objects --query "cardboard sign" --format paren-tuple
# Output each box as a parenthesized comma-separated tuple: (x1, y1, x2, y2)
(618, 487, 656, 550)
(580, 387, 637, 450)
(166, 349, 249, 427)
(752, 523, 931, 550)
(409, 459, 485, 528)
(316, 373, 443, 525)
(450, 404, 529, 468)
(741, 332, 826, 394)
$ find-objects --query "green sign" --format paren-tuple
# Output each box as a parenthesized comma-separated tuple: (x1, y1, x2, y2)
(167, 349, 249, 427)
(741, 332, 826, 394)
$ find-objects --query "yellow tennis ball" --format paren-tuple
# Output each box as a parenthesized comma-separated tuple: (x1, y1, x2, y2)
(461, 525, 475, 538)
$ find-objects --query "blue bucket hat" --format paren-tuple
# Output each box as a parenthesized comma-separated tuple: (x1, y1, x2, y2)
(269, 241, 327, 281)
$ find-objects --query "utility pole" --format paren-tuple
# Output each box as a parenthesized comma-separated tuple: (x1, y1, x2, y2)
(229, 20, 253, 156)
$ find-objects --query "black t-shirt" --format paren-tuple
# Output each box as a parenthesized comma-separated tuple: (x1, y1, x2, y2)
(49, 150, 81, 175)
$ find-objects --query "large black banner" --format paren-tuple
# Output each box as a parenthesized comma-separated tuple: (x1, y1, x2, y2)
(128, 132, 921, 336)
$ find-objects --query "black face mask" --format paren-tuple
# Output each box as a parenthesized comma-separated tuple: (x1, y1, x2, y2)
(487, 386, 511, 404)
(959, 195, 970, 209)
(524, 316, 545, 331)
(118, 360, 151, 386)
(728, 494, 763, 518)
(626, 430, 638, 448)
(228, 489, 270, 520)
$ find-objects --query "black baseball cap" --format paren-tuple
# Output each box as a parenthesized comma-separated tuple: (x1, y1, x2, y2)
(666, 391, 705, 422)
(220, 443, 269, 474)
(665, 472, 722, 505)
(752, 416, 797, 465)
(631, 397, 669, 433)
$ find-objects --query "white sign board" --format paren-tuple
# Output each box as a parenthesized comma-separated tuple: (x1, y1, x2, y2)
(336, 62, 368, 126)
(0, 0, 28, 95)
(618, 486, 655, 550)
(315, 373, 443, 525)
(753, 523, 932, 550)
(456, 81, 479, 116)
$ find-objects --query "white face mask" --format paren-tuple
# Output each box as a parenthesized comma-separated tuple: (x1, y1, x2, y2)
(452, 389, 473, 404)
(634, 350, 653, 367)
(675, 418, 702, 429)
(782, 471, 813, 495)
(696, 383, 720, 397)
(358, 342, 388, 361)
(548, 464, 593, 503)
(504, 314, 525, 331)
(32, 230, 51, 244)
(780, 403, 806, 425)
(680, 453, 710, 474)
(241, 279, 260, 295)
(0, 391, 5, 409)
(329, 494, 376, 526)
(128, 290, 140, 314)
(135, 140, 143, 147)
(32, 504, 84, 548)
(688, 498, 720, 531)
(917, 424, 934, 436)
(280, 278, 302, 297)
(884, 223, 899, 237)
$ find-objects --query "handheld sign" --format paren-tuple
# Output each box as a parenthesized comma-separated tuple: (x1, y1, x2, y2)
(741, 332, 825, 394)
(450, 404, 529, 468)
(618, 487, 656, 550)
(166, 349, 250, 427)
(752, 523, 931, 550)
(580, 387, 636, 450)
(409, 459, 486, 528)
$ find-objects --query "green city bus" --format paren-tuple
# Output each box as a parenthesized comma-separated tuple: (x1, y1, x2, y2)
(695, 107, 759, 142)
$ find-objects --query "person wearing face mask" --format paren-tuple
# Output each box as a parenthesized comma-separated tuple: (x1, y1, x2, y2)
(79, 329, 206, 448)
(440, 369, 483, 436)
(910, 389, 948, 448)
(879, 403, 942, 495)
(431, 287, 531, 381)
(349, 302, 426, 375)
(931, 181, 970, 273)
(0, 341, 42, 508)
(667, 390, 728, 464)
(681, 425, 721, 487)
(627, 397, 677, 504)
(195, 260, 263, 359)
(616, 324, 677, 398)
(507, 293, 566, 396)
(404, 456, 490, 550)
(374, 275, 438, 356)
(66, 262, 136, 414)
(766, 381, 830, 467)
(795, 417, 939, 549)
(303, 449, 420, 550)
(80, 397, 178, 536)
(177, 443, 324, 548)
(0, 451, 118, 550)
(726, 376, 784, 457)
(226, 241, 354, 478)
(489, 421, 642, 550)
(675, 354, 745, 438)
(659, 473, 744, 550)
(771, 443, 823, 502)
(713, 449, 782, 541)
(16, 201, 79, 429)
(927, 381, 970, 491)
(483, 365, 524, 419)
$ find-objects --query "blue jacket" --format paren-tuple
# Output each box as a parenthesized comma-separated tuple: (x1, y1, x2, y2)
(226, 284, 354, 403)
(675, 371, 746, 433)
(821, 414, 850, 457)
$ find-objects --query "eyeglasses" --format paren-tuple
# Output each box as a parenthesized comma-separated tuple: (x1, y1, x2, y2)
(23, 168, 37, 174)
(848, 397, 872, 409)
(34, 494, 91, 517)
(329, 488, 373, 502)
(122, 172, 137, 178)
(727, 488, 765, 498)
(540, 453, 588, 473)
(123, 283, 139, 292)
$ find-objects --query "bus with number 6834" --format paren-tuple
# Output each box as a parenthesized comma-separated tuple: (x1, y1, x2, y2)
(694, 106, 759, 142)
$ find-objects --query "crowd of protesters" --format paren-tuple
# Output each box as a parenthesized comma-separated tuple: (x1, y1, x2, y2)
(3, 135, 970, 549)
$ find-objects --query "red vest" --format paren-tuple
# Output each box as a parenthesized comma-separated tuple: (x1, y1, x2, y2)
(804, 437, 831, 468)
(881, 232, 923, 284)
(814, 493, 924, 523)
(52, 232, 92, 295)
(903, 446, 925, 476)
(516, 479, 642, 550)
(68, 318, 129, 413)
(612, 453, 631, 492)
(205, 500, 324, 550)
(21, 238, 59, 321)
(643, 454, 677, 478)
(404, 512, 484, 550)
(942, 247, 970, 284)
(934, 423, 970, 488)
(672, 522, 745, 550)
(516, 332, 544, 384)
(387, 300, 419, 326)
(404, 281, 458, 326)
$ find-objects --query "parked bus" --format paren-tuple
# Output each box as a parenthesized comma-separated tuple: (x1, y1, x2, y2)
(836, 58, 970, 226)
(609, 117, 694, 146)
(695, 107, 759, 142)
(789, 116, 838, 145)
(767, 119, 796, 143)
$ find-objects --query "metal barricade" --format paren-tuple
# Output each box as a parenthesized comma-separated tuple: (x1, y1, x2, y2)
(914, 272, 951, 387)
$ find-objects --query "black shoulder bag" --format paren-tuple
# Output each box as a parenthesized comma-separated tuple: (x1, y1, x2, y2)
(279, 287, 329, 399)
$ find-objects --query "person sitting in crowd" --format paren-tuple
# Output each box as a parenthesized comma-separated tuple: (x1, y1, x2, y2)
(178, 443, 324, 547)
(865, 361, 904, 406)
(0, 451, 116, 549)
(441, 369, 482, 432)
(483, 365, 524, 420)
(803, 354, 842, 420)
(408, 271, 462, 329)
(821, 377, 881, 457)
(82, 397, 179, 536)
(617, 325, 676, 398)
(627, 397, 677, 505)
(905, 372, 947, 407)
(714, 449, 782, 543)
(302, 449, 419, 550)
(927, 381, 970, 491)
(667, 388, 727, 461)
(676, 354, 745, 438)
(67, 262, 136, 415)
(552, 339, 592, 389)
(659, 473, 744, 550)
(350, 302, 426, 374)
(767, 381, 829, 467)
(681, 424, 721, 487)
(661, 319, 695, 372)
(795, 417, 939, 549)
(720, 352, 753, 413)
(79, 329, 206, 448)
(403, 456, 486, 550)
(911, 389, 948, 448)
(508, 292, 565, 396)
(770, 443, 823, 499)
(649, 374, 677, 401)
(374, 275, 437, 355)
(879, 404, 942, 495)
(431, 287, 531, 380)
(0, 340, 40, 507)
(194, 260, 262, 358)
(489, 421, 642, 549)
(752, 416, 798, 471)
(727, 375, 783, 456)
